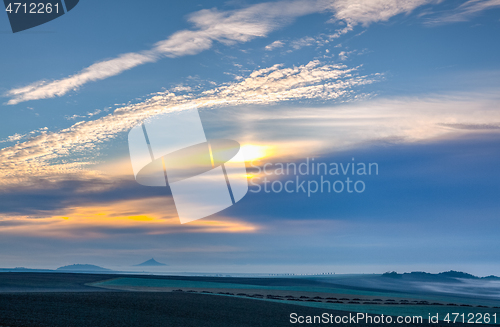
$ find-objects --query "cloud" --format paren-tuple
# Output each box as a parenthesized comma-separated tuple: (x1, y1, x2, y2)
(0, 197, 259, 239)
(6, 51, 160, 105)
(0, 175, 259, 235)
(439, 123, 500, 130)
(426, 0, 500, 24)
(4, 0, 439, 105)
(265, 40, 285, 50)
(0, 133, 26, 143)
(4, 0, 328, 105)
(5, 69, 500, 221)
(290, 36, 318, 49)
(338, 50, 351, 60)
(4, 62, 500, 190)
(0, 177, 168, 216)
(329, 0, 436, 25)
(200, 60, 375, 102)
(201, 91, 500, 161)
(264, 25, 353, 54)
(171, 85, 193, 93)
(65, 108, 102, 120)
(0, 60, 377, 185)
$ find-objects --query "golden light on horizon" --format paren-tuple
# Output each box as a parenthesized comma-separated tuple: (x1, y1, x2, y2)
(126, 215, 156, 222)
(0, 197, 260, 238)
(187, 219, 258, 233)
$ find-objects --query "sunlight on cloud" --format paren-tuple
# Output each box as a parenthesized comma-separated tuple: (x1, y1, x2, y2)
(187, 219, 259, 233)
(0, 60, 376, 185)
(330, 0, 436, 26)
(0, 197, 260, 238)
(218, 93, 500, 161)
(2, 58, 498, 191)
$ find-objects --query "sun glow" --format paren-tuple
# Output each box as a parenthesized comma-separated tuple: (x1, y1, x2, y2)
(239, 144, 273, 162)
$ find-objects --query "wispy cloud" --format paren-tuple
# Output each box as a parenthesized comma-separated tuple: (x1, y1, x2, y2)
(426, 0, 500, 24)
(290, 36, 319, 49)
(337, 48, 367, 60)
(209, 91, 500, 160)
(264, 24, 354, 54)
(4, 0, 438, 105)
(4, 0, 328, 105)
(439, 123, 500, 130)
(329, 0, 436, 25)
(5, 51, 159, 105)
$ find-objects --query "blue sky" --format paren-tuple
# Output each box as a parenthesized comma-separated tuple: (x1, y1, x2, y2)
(0, 0, 499, 275)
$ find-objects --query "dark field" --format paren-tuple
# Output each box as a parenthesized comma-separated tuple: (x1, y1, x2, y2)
(0, 273, 495, 327)
(0, 272, 113, 292)
(0, 292, 478, 327)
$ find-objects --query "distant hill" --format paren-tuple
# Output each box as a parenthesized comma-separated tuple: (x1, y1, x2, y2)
(0, 267, 53, 273)
(134, 258, 166, 266)
(382, 270, 500, 280)
(56, 264, 110, 272)
(439, 270, 478, 279)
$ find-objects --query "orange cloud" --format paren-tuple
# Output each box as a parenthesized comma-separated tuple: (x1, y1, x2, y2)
(0, 197, 259, 238)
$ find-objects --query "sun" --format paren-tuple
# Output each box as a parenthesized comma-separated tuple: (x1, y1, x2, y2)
(239, 144, 273, 162)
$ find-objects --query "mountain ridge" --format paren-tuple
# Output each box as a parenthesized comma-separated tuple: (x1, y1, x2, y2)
(382, 270, 500, 280)
(56, 264, 110, 272)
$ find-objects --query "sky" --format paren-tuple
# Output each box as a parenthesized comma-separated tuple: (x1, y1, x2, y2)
(0, 0, 499, 275)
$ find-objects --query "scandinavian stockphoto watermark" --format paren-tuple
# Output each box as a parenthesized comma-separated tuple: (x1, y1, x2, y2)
(128, 108, 248, 224)
(249, 158, 379, 196)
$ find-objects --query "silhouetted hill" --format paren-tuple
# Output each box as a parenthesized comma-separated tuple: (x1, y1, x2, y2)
(56, 264, 110, 272)
(382, 270, 500, 280)
(0, 267, 53, 273)
(134, 258, 167, 266)
(439, 271, 477, 279)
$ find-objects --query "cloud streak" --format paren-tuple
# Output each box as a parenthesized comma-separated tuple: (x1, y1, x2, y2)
(329, 0, 436, 25)
(6, 51, 159, 105)
(4, 0, 439, 105)
(426, 0, 500, 24)
(4, 0, 328, 105)
(203, 91, 500, 161)
(0, 197, 259, 238)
